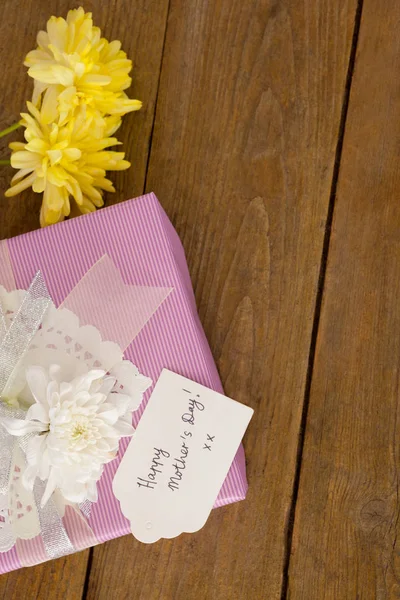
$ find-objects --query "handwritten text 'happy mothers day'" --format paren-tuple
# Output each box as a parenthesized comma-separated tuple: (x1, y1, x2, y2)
(136, 389, 206, 492)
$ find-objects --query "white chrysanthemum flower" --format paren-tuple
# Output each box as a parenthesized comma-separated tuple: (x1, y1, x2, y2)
(0, 364, 150, 506)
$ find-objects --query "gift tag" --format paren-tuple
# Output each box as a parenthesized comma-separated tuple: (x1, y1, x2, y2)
(113, 369, 253, 543)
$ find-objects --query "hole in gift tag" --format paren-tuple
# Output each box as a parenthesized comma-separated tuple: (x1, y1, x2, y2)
(145, 522, 152, 530)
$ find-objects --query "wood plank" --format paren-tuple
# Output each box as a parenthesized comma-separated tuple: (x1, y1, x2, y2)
(288, 2, 400, 597)
(0, 1, 169, 597)
(85, 1, 358, 598)
(0, 552, 89, 600)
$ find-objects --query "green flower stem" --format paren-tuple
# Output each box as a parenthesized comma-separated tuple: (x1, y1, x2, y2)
(0, 122, 21, 166)
(0, 122, 21, 139)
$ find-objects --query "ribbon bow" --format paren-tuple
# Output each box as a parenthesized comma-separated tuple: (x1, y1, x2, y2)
(0, 272, 75, 559)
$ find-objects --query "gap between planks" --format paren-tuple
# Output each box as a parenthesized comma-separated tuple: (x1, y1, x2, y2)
(280, 1, 365, 598)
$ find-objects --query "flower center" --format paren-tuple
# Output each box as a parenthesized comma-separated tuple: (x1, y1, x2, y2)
(71, 422, 88, 439)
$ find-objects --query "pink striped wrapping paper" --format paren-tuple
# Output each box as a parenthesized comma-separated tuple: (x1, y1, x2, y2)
(0, 193, 248, 573)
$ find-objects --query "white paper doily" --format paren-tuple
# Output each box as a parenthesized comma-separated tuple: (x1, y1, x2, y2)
(0, 285, 151, 550)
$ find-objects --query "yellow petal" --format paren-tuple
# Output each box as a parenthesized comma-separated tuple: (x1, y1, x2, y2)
(41, 85, 60, 124)
(66, 175, 83, 205)
(47, 165, 68, 185)
(62, 147, 81, 161)
(80, 74, 112, 87)
(112, 159, 130, 171)
(94, 177, 115, 193)
(109, 98, 142, 115)
(11, 151, 41, 170)
(43, 181, 66, 211)
(29, 64, 74, 86)
(5, 172, 36, 196)
(46, 149, 63, 166)
(9, 142, 25, 151)
(47, 16, 68, 51)
(11, 168, 32, 183)
(32, 177, 46, 193)
(37, 30, 50, 50)
(31, 80, 47, 106)
(25, 139, 48, 153)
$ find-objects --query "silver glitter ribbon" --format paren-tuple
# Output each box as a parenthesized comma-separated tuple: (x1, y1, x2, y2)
(33, 480, 74, 559)
(0, 272, 50, 396)
(0, 272, 74, 558)
(0, 303, 6, 342)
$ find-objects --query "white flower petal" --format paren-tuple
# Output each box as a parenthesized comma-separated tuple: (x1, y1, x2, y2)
(0, 417, 46, 436)
(96, 404, 119, 424)
(26, 434, 47, 466)
(25, 402, 49, 424)
(49, 364, 62, 381)
(25, 365, 50, 405)
(99, 376, 117, 396)
(74, 370, 106, 393)
(113, 420, 135, 437)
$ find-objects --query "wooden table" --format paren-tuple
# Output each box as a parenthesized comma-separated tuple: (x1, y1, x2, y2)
(0, 0, 397, 597)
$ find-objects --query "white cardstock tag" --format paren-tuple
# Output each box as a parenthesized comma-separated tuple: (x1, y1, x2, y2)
(113, 369, 254, 543)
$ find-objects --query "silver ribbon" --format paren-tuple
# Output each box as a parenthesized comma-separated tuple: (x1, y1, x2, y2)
(0, 272, 74, 558)
(33, 481, 74, 559)
(0, 304, 6, 342)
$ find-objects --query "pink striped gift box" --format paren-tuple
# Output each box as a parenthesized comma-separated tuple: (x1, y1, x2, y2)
(0, 193, 248, 572)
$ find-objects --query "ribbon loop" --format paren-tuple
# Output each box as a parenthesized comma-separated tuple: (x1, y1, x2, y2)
(0, 271, 76, 559)
(0, 272, 51, 398)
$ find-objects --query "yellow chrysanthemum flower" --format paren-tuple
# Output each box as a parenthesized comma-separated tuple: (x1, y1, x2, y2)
(5, 102, 130, 227)
(25, 7, 142, 125)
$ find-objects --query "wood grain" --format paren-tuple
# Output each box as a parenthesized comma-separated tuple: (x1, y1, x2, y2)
(0, 0, 169, 597)
(85, 1, 358, 598)
(0, 551, 89, 600)
(288, 2, 400, 598)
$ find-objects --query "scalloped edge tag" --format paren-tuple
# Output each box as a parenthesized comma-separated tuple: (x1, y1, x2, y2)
(112, 369, 253, 543)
